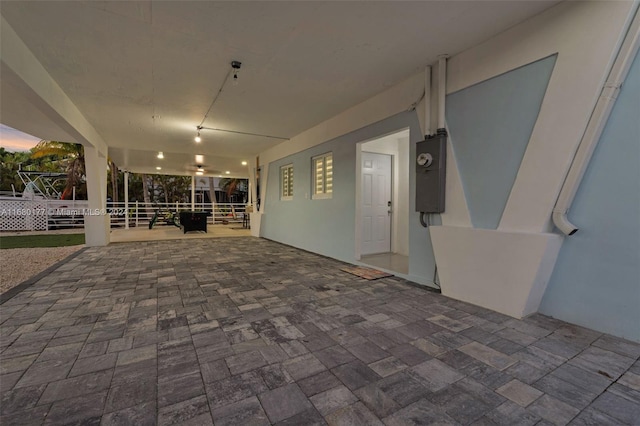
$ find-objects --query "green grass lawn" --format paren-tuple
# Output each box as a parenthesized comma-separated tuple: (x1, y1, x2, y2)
(0, 233, 85, 249)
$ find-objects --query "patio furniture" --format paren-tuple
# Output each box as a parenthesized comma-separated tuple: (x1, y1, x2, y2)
(179, 211, 209, 233)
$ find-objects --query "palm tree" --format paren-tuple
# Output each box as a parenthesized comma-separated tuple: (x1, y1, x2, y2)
(109, 161, 119, 202)
(31, 140, 122, 202)
(218, 178, 248, 202)
(30, 140, 85, 199)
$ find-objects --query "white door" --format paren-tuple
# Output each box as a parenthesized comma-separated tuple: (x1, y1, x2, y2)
(361, 152, 392, 255)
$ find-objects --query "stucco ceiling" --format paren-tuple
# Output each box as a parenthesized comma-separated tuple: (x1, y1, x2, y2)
(0, 1, 560, 177)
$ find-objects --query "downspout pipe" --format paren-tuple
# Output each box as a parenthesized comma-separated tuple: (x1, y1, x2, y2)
(437, 55, 449, 136)
(553, 8, 640, 236)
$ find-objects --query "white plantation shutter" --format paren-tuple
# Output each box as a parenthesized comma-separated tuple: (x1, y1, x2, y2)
(281, 164, 293, 199)
(312, 153, 333, 198)
(314, 158, 324, 194)
(325, 154, 333, 194)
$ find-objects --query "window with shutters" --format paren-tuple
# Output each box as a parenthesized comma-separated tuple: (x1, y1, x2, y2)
(312, 153, 333, 199)
(281, 164, 293, 200)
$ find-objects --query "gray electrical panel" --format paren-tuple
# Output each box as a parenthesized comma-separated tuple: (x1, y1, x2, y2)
(415, 135, 446, 213)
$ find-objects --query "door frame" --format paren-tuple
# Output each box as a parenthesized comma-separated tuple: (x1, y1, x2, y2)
(355, 128, 410, 260)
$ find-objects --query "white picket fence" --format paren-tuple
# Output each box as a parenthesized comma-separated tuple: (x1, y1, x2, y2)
(0, 196, 248, 231)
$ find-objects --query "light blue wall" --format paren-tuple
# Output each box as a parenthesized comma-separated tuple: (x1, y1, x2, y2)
(540, 52, 640, 342)
(446, 56, 556, 229)
(261, 111, 439, 286)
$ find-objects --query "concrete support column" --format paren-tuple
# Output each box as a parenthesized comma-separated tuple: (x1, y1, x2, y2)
(191, 176, 195, 211)
(84, 145, 109, 246)
(124, 171, 129, 229)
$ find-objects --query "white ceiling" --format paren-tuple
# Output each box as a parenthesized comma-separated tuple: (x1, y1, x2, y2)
(0, 1, 560, 177)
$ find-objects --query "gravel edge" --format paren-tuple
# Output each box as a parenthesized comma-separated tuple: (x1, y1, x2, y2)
(0, 247, 88, 305)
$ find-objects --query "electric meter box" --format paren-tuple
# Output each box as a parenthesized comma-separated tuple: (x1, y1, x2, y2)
(415, 135, 446, 213)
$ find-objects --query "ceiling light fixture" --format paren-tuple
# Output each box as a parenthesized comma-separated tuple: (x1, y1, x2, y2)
(156, 166, 162, 170)
(225, 171, 230, 174)
(232, 60, 242, 86)
(157, 151, 164, 159)
(241, 161, 247, 166)
(197, 166, 204, 172)
(196, 171, 203, 176)
(195, 126, 202, 143)
(195, 155, 204, 164)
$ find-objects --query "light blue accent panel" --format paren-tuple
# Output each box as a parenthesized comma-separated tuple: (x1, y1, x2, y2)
(446, 55, 556, 229)
(540, 52, 640, 342)
(261, 111, 439, 287)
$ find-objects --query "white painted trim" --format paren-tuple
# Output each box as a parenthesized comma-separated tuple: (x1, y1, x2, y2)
(439, 129, 472, 228)
(431, 226, 563, 318)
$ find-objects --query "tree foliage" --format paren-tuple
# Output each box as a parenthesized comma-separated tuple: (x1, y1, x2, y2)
(30, 140, 86, 199)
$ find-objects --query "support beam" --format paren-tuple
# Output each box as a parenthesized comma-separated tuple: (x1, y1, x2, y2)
(84, 146, 109, 246)
(124, 171, 129, 229)
(191, 176, 195, 211)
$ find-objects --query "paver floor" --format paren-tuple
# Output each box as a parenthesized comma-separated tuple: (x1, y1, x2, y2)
(1, 237, 639, 425)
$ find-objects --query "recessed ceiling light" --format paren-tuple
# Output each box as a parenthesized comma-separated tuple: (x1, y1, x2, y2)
(156, 166, 161, 170)
(241, 161, 247, 166)
(225, 171, 230, 174)
(157, 152, 164, 159)
(195, 155, 204, 163)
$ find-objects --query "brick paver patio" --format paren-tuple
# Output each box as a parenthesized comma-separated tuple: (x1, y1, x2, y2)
(1, 237, 639, 425)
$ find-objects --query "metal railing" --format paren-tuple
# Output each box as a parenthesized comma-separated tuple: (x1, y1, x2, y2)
(0, 196, 248, 231)
(108, 202, 248, 229)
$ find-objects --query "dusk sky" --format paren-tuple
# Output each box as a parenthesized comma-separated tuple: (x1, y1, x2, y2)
(0, 124, 41, 152)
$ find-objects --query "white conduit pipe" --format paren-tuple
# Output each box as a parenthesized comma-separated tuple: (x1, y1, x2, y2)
(425, 65, 432, 136)
(437, 55, 449, 131)
(553, 7, 640, 236)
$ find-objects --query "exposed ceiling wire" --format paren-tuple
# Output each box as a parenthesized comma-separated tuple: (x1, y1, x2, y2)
(199, 126, 289, 141)
(198, 68, 233, 129)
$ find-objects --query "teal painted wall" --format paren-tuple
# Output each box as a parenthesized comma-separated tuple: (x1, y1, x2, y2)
(540, 52, 640, 342)
(446, 56, 556, 229)
(261, 111, 438, 286)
